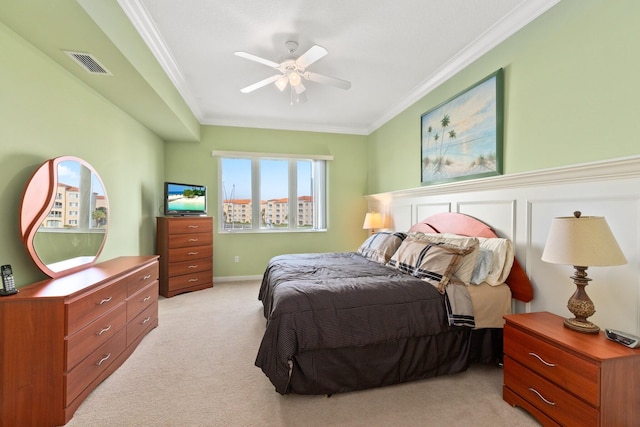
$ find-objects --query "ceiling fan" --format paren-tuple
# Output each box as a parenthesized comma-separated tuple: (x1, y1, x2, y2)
(234, 41, 351, 104)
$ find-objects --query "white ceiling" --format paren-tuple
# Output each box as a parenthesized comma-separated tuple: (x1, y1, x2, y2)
(118, 0, 559, 135)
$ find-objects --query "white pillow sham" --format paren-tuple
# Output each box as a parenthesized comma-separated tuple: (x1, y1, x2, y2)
(475, 237, 514, 286)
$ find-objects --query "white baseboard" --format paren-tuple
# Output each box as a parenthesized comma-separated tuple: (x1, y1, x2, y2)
(214, 275, 262, 283)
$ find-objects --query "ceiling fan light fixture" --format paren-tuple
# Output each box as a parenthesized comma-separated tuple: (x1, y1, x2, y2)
(294, 82, 305, 94)
(235, 42, 351, 101)
(275, 75, 288, 91)
(288, 71, 302, 87)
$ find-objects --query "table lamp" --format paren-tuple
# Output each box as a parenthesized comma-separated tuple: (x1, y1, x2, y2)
(541, 211, 627, 333)
(362, 212, 383, 235)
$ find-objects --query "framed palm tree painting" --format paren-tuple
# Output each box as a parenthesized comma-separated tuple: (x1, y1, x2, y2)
(421, 69, 504, 185)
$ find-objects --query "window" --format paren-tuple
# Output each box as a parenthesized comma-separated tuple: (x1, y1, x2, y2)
(215, 151, 330, 232)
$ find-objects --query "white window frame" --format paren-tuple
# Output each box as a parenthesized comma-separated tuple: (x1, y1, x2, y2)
(213, 150, 331, 233)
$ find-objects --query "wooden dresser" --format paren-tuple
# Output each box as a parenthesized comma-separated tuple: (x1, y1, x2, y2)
(156, 216, 213, 297)
(503, 311, 640, 427)
(0, 256, 159, 427)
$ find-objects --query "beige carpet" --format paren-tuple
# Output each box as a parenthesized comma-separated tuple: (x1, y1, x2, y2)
(66, 280, 540, 427)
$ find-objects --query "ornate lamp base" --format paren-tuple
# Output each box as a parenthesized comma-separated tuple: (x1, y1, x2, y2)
(564, 317, 599, 333)
(564, 265, 600, 334)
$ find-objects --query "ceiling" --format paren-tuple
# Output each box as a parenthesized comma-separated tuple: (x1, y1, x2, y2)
(0, 0, 559, 138)
(119, 0, 558, 135)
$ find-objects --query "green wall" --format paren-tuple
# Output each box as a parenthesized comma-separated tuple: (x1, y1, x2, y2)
(3, 0, 639, 286)
(165, 126, 368, 278)
(367, 0, 640, 194)
(0, 22, 164, 288)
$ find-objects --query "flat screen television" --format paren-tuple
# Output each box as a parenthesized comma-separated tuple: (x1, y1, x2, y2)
(164, 182, 207, 216)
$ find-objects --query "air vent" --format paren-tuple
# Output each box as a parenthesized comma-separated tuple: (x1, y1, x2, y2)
(63, 51, 112, 75)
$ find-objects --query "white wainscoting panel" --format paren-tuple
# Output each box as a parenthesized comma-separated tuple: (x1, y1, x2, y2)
(366, 156, 640, 335)
(415, 203, 451, 224)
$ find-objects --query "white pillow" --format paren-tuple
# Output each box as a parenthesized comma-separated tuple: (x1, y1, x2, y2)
(470, 248, 493, 285)
(476, 237, 514, 286)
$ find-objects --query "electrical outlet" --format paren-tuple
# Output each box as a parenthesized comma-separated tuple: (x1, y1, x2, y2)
(234, 256, 240, 263)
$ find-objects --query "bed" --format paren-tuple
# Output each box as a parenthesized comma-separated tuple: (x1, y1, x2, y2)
(256, 212, 534, 395)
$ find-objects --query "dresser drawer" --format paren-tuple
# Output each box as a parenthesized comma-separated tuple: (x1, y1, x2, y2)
(167, 257, 213, 277)
(504, 323, 599, 406)
(124, 261, 159, 296)
(127, 281, 159, 321)
(127, 302, 158, 346)
(67, 282, 128, 335)
(504, 356, 598, 427)
(65, 302, 127, 371)
(167, 232, 213, 249)
(65, 327, 127, 406)
(167, 245, 212, 263)
(166, 217, 213, 234)
(166, 269, 212, 292)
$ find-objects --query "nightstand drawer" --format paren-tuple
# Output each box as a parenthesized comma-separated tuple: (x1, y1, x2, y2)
(504, 356, 598, 427)
(504, 323, 598, 406)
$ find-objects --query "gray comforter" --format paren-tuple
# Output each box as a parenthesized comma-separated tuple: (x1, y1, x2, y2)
(256, 252, 464, 394)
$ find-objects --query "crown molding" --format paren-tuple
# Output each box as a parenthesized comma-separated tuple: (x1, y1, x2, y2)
(117, 0, 204, 122)
(366, 0, 561, 135)
(118, 0, 559, 136)
(203, 117, 369, 135)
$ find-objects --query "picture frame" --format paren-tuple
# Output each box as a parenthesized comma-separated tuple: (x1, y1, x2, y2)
(421, 69, 504, 185)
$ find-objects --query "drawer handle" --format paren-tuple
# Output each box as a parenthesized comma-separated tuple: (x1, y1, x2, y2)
(142, 316, 151, 324)
(528, 387, 556, 406)
(98, 296, 113, 305)
(97, 325, 112, 336)
(528, 352, 555, 367)
(97, 353, 111, 366)
(188, 278, 199, 283)
(187, 225, 199, 229)
(188, 238, 199, 242)
(188, 264, 198, 269)
(188, 251, 199, 256)
(142, 274, 151, 280)
(143, 295, 151, 302)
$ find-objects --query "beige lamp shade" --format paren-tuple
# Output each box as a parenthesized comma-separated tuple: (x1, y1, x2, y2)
(362, 212, 383, 230)
(541, 214, 627, 267)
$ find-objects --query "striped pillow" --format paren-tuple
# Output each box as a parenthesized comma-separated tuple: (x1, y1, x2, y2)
(357, 232, 407, 264)
(412, 233, 480, 286)
(388, 236, 473, 292)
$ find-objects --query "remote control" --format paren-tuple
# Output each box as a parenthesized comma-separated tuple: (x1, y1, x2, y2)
(605, 328, 640, 349)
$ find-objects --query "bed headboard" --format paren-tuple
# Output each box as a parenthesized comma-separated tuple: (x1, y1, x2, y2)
(409, 212, 534, 303)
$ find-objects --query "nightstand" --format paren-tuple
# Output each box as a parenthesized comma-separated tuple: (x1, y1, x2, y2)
(503, 311, 640, 426)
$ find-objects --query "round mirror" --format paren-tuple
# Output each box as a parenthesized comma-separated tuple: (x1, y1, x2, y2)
(20, 156, 109, 278)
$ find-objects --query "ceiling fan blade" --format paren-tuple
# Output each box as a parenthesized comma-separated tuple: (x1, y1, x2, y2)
(234, 51, 280, 69)
(240, 74, 282, 93)
(295, 45, 328, 69)
(304, 72, 352, 90)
